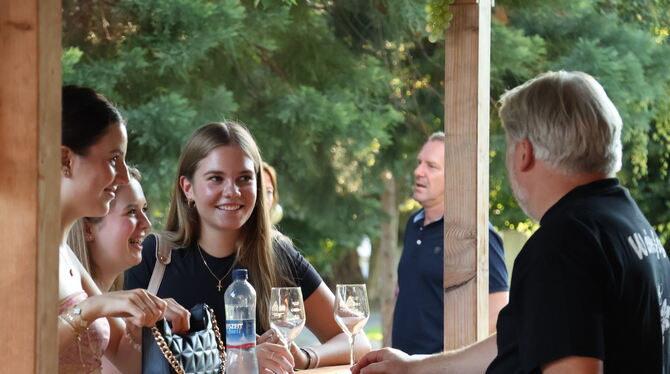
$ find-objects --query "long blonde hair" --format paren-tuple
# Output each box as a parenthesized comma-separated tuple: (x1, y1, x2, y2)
(164, 122, 288, 329)
(68, 167, 143, 291)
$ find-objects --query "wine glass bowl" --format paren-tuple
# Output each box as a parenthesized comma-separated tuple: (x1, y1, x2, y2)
(334, 284, 370, 366)
(269, 287, 306, 344)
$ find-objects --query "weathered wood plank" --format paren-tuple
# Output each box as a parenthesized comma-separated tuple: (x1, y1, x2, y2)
(0, 0, 61, 372)
(443, 0, 491, 349)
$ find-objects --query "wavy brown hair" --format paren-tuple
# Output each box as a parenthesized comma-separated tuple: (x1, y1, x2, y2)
(164, 121, 289, 329)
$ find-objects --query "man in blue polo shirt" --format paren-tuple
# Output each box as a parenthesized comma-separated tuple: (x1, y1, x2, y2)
(391, 132, 509, 355)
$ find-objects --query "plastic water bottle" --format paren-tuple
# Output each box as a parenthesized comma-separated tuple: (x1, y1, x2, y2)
(224, 269, 259, 374)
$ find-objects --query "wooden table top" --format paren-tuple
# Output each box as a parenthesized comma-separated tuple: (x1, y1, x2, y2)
(301, 365, 351, 373)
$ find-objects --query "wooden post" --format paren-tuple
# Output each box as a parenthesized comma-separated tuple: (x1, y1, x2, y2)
(443, 0, 491, 349)
(0, 0, 61, 372)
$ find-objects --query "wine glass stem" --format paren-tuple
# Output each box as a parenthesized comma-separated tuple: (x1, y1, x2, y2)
(349, 333, 356, 366)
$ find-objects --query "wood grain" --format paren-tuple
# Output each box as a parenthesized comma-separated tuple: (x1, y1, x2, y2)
(443, 0, 491, 350)
(0, 0, 61, 372)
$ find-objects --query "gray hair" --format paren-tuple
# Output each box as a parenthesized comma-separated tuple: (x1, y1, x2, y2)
(498, 71, 622, 175)
(428, 131, 445, 142)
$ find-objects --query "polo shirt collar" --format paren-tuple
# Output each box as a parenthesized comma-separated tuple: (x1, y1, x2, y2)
(413, 209, 444, 226)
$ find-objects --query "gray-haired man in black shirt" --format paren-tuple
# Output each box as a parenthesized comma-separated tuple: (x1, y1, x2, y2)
(352, 71, 670, 374)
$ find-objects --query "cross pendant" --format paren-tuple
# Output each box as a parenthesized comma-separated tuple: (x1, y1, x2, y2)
(217, 281, 223, 292)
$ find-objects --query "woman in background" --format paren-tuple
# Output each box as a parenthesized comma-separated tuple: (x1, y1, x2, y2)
(262, 162, 283, 224)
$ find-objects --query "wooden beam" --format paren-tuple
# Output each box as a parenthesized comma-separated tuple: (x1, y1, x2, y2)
(443, 0, 491, 349)
(0, 0, 61, 372)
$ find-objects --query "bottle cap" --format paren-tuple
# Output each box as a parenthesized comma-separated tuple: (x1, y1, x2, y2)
(232, 269, 248, 280)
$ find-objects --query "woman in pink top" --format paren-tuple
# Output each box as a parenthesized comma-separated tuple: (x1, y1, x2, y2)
(58, 86, 189, 374)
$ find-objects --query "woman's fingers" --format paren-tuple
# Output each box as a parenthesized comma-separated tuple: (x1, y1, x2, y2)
(257, 328, 277, 344)
(257, 342, 295, 374)
(112, 289, 164, 326)
(131, 290, 163, 325)
(83, 290, 191, 330)
(162, 298, 191, 333)
(258, 328, 287, 345)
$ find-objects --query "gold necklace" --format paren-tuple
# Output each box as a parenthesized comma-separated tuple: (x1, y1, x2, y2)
(197, 244, 234, 292)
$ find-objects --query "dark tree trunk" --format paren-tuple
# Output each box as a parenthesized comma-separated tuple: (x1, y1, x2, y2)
(371, 170, 399, 346)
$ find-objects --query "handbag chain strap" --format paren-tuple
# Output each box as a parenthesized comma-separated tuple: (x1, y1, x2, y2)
(151, 306, 227, 374)
(209, 306, 227, 370)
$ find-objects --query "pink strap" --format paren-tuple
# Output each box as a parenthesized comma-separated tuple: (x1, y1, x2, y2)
(147, 234, 172, 295)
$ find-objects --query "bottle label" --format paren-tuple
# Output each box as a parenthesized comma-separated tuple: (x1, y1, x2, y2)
(226, 319, 256, 349)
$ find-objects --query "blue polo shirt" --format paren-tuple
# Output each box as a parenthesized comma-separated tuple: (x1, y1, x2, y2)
(391, 209, 509, 354)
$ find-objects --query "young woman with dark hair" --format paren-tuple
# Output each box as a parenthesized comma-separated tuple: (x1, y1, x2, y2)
(58, 86, 189, 374)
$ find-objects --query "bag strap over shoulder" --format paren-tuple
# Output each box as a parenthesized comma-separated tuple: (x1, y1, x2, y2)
(147, 233, 172, 295)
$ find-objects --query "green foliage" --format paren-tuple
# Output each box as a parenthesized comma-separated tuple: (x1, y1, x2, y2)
(597, 0, 670, 41)
(629, 98, 670, 245)
(62, 47, 83, 78)
(62, 0, 670, 276)
(515, 7, 670, 157)
(425, 0, 455, 42)
(490, 20, 547, 105)
(489, 3, 670, 243)
(62, 0, 407, 276)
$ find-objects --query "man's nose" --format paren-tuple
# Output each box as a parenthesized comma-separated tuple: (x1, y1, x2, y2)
(414, 163, 425, 177)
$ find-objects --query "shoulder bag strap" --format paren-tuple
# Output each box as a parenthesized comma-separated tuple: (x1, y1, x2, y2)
(147, 233, 172, 295)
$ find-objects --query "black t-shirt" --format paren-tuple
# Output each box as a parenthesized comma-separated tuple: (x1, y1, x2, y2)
(124, 234, 323, 334)
(487, 179, 670, 374)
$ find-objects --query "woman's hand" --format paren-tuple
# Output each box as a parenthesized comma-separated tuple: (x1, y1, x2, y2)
(161, 297, 191, 333)
(257, 329, 309, 371)
(257, 342, 295, 374)
(79, 288, 167, 327)
(257, 329, 295, 373)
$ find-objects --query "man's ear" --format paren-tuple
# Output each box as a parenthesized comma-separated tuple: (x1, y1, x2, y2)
(518, 139, 535, 172)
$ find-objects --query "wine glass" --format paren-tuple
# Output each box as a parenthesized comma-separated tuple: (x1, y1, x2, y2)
(269, 287, 306, 345)
(334, 284, 370, 366)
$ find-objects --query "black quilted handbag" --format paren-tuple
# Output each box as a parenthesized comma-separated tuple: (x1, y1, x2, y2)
(142, 303, 226, 374)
